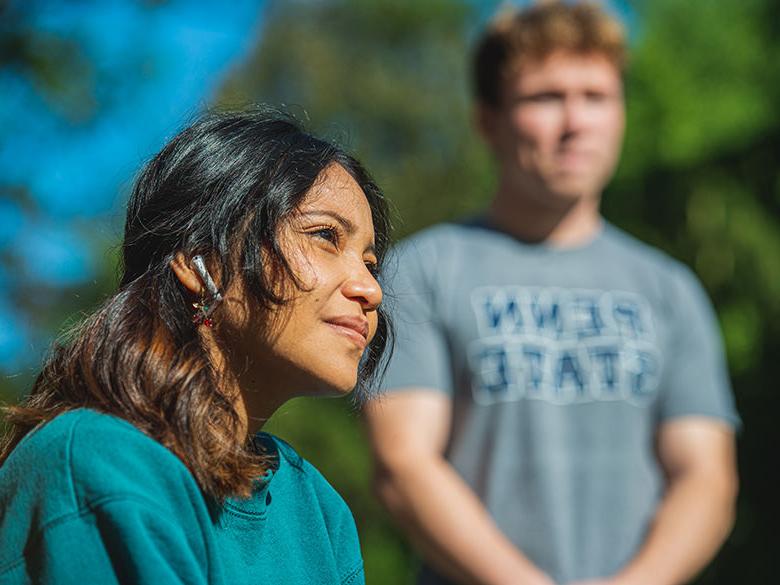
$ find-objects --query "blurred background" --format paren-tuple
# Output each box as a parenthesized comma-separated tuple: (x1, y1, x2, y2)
(1, 0, 778, 582)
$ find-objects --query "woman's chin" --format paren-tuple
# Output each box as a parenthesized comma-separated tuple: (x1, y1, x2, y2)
(303, 370, 358, 398)
(324, 377, 358, 397)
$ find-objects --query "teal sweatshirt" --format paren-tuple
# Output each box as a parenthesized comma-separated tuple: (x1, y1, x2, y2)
(0, 409, 365, 584)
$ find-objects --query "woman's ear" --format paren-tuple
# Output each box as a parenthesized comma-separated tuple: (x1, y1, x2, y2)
(170, 252, 203, 295)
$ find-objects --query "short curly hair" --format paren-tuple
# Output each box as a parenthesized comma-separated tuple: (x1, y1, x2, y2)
(473, 1, 627, 107)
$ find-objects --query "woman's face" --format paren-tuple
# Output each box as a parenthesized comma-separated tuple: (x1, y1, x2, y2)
(224, 164, 382, 404)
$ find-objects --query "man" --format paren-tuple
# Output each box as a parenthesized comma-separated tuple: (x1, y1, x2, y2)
(364, 3, 740, 585)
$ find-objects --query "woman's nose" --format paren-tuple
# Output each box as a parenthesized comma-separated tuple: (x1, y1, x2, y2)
(342, 265, 382, 311)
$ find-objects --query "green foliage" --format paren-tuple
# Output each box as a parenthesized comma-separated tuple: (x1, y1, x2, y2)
(612, 0, 780, 391)
(621, 0, 774, 172)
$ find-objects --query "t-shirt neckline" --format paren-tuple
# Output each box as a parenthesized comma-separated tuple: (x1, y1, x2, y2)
(465, 214, 609, 256)
(222, 433, 279, 518)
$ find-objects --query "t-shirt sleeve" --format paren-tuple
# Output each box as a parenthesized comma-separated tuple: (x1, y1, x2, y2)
(22, 497, 209, 584)
(380, 234, 453, 394)
(656, 263, 740, 428)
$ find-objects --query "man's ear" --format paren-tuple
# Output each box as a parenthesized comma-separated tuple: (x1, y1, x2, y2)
(170, 252, 202, 295)
(474, 101, 501, 152)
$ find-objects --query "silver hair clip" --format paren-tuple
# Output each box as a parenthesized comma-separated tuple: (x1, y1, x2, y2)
(191, 255, 223, 327)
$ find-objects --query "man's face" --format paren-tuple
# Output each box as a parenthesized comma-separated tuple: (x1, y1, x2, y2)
(480, 51, 625, 205)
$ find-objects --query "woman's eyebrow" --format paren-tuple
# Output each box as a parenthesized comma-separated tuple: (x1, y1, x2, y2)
(300, 210, 356, 234)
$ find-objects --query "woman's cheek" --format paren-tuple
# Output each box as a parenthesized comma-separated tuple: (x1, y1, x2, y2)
(366, 312, 379, 343)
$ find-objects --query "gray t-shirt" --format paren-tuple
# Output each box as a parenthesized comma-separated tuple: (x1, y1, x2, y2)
(380, 219, 739, 584)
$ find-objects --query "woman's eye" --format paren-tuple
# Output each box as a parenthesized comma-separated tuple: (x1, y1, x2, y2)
(365, 261, 379, 277)
(311, 227, 339, 246)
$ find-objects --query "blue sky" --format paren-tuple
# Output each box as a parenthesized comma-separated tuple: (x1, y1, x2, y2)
(0, 0, 266, 369)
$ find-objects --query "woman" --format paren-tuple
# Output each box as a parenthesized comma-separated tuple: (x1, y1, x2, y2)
(0, 109, 391, 584)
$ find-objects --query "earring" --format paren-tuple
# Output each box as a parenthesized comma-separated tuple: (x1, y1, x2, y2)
(190, 255, 223, 328)
(192, 296, 214, 327)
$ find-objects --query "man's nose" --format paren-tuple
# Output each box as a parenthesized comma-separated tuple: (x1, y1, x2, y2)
(562, 96, 589, 135)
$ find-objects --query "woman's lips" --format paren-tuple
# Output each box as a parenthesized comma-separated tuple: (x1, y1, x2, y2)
(325, 316, 369, 349)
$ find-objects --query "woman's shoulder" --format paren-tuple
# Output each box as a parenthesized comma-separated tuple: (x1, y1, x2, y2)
(0, 409, 217, 581)
(1, 408, 202, 522)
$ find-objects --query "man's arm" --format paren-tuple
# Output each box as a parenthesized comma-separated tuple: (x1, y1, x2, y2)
(571, 417, 738, 585)
(365, 389, 555, 585)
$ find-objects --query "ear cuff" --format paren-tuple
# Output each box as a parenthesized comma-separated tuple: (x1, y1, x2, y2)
(191, 255, 224, 327)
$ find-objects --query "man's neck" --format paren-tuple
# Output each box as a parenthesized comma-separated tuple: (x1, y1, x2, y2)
(487, 182, 603, 248)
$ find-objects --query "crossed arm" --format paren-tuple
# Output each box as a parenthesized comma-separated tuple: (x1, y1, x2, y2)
(364, 389, 738, 585)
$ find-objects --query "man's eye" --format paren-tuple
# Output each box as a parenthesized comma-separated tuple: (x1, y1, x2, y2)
(586, 92, 609, 102)
(526, 92, 561, 103)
